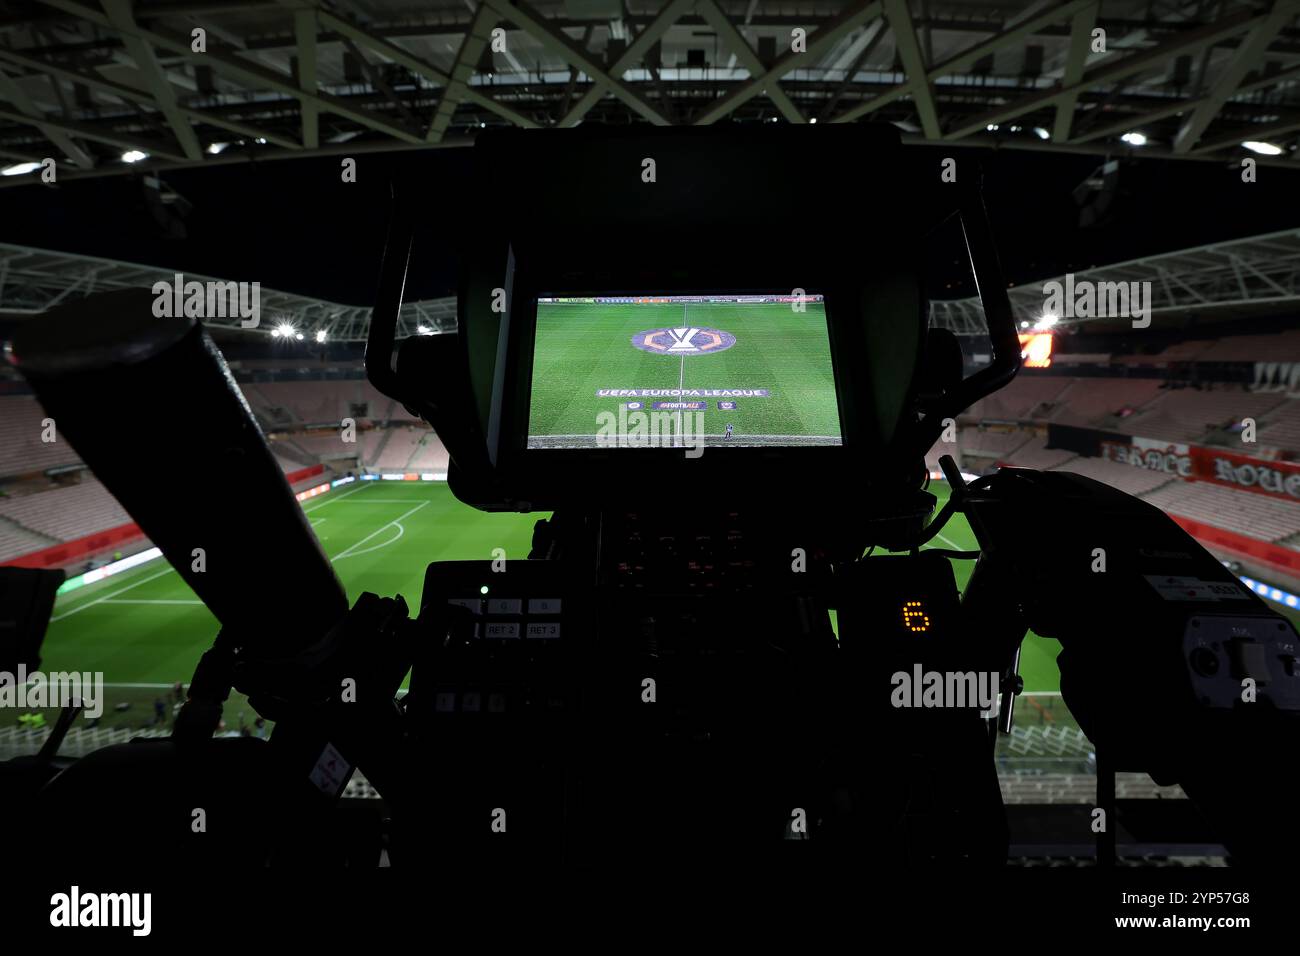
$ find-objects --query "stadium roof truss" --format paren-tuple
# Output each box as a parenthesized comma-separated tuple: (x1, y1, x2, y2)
(2, 0, 1300, 184)
(930, 226, 1300, 334)
(4, 230, 1300, 342)
(0, 240, 457, 338)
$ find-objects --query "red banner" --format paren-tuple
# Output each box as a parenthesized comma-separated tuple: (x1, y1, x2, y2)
(1100, 437, 1300, 501)
(285, 463, 325, 485)
(1190, 446, 1300, 501)
(2, 522, 144, 569)
(1167, 515, 1300, 578)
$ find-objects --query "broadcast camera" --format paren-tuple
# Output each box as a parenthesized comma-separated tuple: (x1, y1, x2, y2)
(6, 124, 1298, 873)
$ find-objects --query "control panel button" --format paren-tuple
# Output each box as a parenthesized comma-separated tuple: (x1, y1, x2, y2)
(487, 598, 522, 615)
(484, 622, 521, 639)
(461, 691, 482, 713)
(526, 622, 562, 639)
(528, 598, 562, 615)
(448, 598, 482, 615)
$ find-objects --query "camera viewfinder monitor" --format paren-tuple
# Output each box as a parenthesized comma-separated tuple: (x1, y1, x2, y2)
(526, 292, 843, 451)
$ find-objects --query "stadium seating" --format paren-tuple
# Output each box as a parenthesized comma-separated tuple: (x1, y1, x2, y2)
(1140, 480, 1300, 543)
(1110, 386, 1289, 442)
(1196, 330, 1300, 362)
(0, 395, 82, 478)
(0, 517, 58, 563)
(1258, 408, 1300, 450)
(287, 430, 365, 461)
(997, 772, 1186, 805)
(372, 426, 427, 472)
(1112, 339, 1218, 364)
(406, 434, 450, 473)
(1047, 455, 1180, 497)
(958, 427, 1029, 458)
(0, 479, 131, 545)
(1043, 377, 1165, 427)
(239, 379, 420, 428)
(1004, 436, 1077, 470)
(961, 376, 1072, 422)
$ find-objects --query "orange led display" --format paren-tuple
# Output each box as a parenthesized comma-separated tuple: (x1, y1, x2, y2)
(902, 600, 931, 633)
(1018, 332, 1053, 368)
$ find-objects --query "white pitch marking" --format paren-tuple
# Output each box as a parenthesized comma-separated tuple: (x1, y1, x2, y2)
(50, 567, 175, 622)
(102, 599, 204, 605)
(332, 521, 404, 561)
(936, 531, 968, 550)
(302, 483, 369, 512)
(325, 502, 426, 509)
(332, 501, 428, 561)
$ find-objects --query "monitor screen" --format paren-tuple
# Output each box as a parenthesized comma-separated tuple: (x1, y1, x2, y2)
(526, 293, 843, 450)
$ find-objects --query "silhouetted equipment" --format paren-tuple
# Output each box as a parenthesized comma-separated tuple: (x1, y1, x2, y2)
(0, 566, 64, 674)
(4, 125, 1296, 873)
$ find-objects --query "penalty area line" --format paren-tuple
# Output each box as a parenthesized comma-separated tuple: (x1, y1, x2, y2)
(50, 567, 176, 622)
(332, 501, 429, 562)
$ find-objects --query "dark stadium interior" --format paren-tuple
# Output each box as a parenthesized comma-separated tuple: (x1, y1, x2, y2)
(2, 0, 1299, 936)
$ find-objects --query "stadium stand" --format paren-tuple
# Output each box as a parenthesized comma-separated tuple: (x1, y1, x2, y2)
(1110, 386, 1289, 442)
(359, 428, 386, 464)
(1197, 330, 1300, 362)
(1047, 455, 1180, 497)
(997, 772, 1185, 805)
(1004, 436, 1077, 470)
(405, 434, 450, 473)
(1112, 339, 1218, 364)
(958, 427, 1029, 459)
(0, 395, 81, 477)
(0, 479, 131, 544)
(0, 515, 58, 563)
(288, 431, 365, 461)
(373, 426, 427, 472)
(239, 380, 419, 428)
(961, 376, 1072, 422)
(1140, 481, 1300, 544)
(1258, 409, 1300, 450)
(1042, 378, 1166, 428)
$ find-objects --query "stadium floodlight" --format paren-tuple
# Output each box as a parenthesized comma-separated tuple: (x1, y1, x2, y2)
(315, 330, 327, 343)
(417, 325, 435, 335)
(1, 161, 42, 176)
(295, 332, 304, 340)
(1120, 132, 1147, 147)
(121, 149, 148, 163)
(207, 143, 229, 155)
(1033, 127, 1050, 140)
(1243, 141, 1284, 155)
(255, 137, 267, 144)
(810, 117, 818, 125)
(986, 124, 999, 131)
(1019, 320, 1030, 329)
(274, 322, 296, 339)
(1035, 313, 1058, 330)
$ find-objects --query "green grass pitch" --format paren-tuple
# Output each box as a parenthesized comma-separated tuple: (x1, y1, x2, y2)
(528, 300, 842, 443)
(925, 483, 1063, 694)
(41, 481, 539, 685)
(25, 478, 1065, 735)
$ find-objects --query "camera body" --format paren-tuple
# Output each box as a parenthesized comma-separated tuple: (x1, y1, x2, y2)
(10, 124, 1298, 872)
